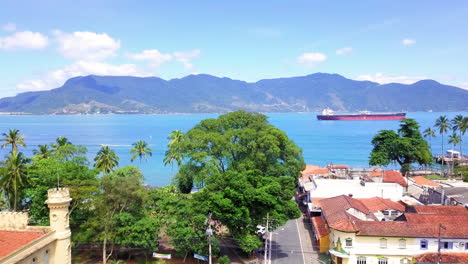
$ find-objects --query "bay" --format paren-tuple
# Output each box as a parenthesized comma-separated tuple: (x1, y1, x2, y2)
(0, 112, 466, 187)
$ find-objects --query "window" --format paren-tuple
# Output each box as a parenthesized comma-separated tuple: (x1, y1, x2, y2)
(378, 258, 388, 264)
(440, 241, 453, 249)
(357, 257, 366, 264)
(466, 242, 468, 250)
(400, 258, 410, 264)
(420, 239, 428, 250)
(32, 258, 36, 264)
(399, 239, 406, 249)
(380, 238, 387, 248)
(44, 250, 49, 264)
(345, 238, 353, 247)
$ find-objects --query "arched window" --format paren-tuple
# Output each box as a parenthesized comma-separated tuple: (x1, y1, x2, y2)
(345, 238, 352, 247)
(378, 258, 388, 264)
(379, 238, 387, 248)
(399, 238, 406, 249)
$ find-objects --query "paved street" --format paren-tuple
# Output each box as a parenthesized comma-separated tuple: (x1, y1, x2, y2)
(270, 215, 321, 264)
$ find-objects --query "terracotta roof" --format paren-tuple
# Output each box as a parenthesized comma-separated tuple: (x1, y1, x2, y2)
(404, 214, 468, 225)
(383, 170, 408, 187)
(411, 205, 468, 216)
(328, 165, 349, 169)
(309, 168, 330, 175)
(311, 216, 329, 239)
(416, 252, 468, 263)
(319, 195, 372, 232)
(412, 176, 441, 188)
(355, 221, 468, 238)
(368, 168, 383, 177)
(358, 197, 405, 212)
(301, 165, 320, 175)
(310, 197, 327, 208)
(0, 230, 48, 258)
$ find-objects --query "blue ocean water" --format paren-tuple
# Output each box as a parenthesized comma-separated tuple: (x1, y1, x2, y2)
(0, 112, 466, 187)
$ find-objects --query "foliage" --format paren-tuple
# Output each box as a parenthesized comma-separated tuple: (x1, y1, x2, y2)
(454, 166, 468, 182)
(24, 158, 99, 227)
(236, 233, 262, 254)
(163, 130, 184, 172)
(130, 140, 153, 164)
(218, 255, 230, 264)
(51, 137, 87, 162)
(369, 119, 432, 174)
(79, 166, 157, 263)
(94, 146, 120, 174)
(0, 151, 30, 211)
(174, 110, 305, 192)
(1, 129, 26, 152)
(33, 144, 53, 159)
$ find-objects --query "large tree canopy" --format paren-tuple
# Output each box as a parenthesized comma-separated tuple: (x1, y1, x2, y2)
(369, 119, 432, 174)
(175, 110, 305, 190)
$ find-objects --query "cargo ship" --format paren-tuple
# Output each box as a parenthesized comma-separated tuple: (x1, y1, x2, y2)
(317, 108, 406, 121)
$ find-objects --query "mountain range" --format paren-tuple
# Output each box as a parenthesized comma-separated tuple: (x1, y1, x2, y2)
(0, 73, 467, 114)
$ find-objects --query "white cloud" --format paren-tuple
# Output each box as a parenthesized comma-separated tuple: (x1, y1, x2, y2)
(16, 60, 151, 92)
(0, 31, 48, 50)
(336, 47, 352, 55)
(297, 52, 327, 67)
(173, 49, 201, 69)
(54, 31, 120, 61)
(402, 39, 416, 45)
(126, 49, 172, 67)
(356, 73, 427, 84)
(2, 23, 16, 32)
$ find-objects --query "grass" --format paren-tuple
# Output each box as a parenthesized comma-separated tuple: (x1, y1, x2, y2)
(424, 175, 445, 180)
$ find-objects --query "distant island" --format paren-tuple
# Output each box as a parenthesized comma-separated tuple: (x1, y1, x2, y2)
(0, 73, 467, 114)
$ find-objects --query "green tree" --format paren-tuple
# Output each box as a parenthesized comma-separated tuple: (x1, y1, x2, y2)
(130, 140, 153, 165)
(24, 158, 99, 227)
(94, 146, 119, 174)
(175, 111, 305, 192)
(448, 133, 461, 176)
(51, 137, 87, 161)
(423, 127, 436, 152)
(218, 255, 230, 264)
(452, 115, 465, 156)
(369, 119, 432, 175)
(32, 144, 53, 159)
(1, 129, 26, 152)
(163, 130, 184, 173)
(435, 115, 450, 172)
(0, 151, 30, 211)
(79, 166, 155, 264)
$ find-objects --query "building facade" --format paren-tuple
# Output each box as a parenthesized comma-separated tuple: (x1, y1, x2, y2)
(0, 188, 72, 264)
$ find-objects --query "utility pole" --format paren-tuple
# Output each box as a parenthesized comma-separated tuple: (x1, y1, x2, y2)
(268, 228, 273, 264)
(207, 213, 213, 264)
(264, 213, 269, 264)
(437, 223, 446, 264)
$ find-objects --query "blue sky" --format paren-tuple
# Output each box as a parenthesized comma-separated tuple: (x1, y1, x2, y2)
(0, 0, 467, 97)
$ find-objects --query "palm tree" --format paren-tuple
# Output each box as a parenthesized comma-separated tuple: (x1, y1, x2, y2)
(130, 140, 153, 166)
(452, 115, 465, 156)
(163, 130, 184, 173)
(94, 146, 119, 175)
(435, 115, 450, 173)
(32, 144, 52, 159)
(1, 129, 26, 152)
(423, 127, 436, 152)
(448, 133, 461, 176)
(0, 152, 30, 211)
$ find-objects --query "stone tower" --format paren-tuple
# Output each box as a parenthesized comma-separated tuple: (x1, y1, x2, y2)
(46, 188, 72, 264)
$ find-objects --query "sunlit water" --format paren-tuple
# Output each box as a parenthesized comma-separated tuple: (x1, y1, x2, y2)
(0, 112, 466, 186)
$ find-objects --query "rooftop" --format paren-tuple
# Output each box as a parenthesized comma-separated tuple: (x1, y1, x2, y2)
(415, 252, 468, 264)
(412, 176, 441, 188)
(383, 170, 408, 187)
(0, 230, 49, 258)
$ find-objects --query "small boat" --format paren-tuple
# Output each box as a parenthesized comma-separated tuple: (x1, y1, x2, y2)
(317, 108, 406, 121)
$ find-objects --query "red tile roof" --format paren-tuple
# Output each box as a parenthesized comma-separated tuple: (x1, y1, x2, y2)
(0, 230, 48, 258)
(412, 176, 441, 188)
(358, 197, 405, 212)
(328, 165, 349, 169)
(383, 170, 408, 187)
(355, 221, 468, 238)
(301, 165, 320, 175)
(309, 168, 330, 175)
(411, 205, 468, 215)
(415, 252, 468, 263)
(311, 216, 329, 239)
(368, 168, 383, 177)
(319, 195, 372, 232)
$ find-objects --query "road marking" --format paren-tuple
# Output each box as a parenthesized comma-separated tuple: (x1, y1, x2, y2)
(295, 218, 306, 264)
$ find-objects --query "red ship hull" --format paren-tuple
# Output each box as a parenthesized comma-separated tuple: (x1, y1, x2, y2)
(317, 113, 406, 120)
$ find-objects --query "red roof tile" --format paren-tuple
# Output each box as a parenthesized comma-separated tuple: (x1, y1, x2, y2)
(309, 168, 330, 175)
(369, 168, 383, 177)
(412, 205, 468, 215)
(319, 195, 372, 232)
(311, 216, 329, 239)
(328, 165, 349, 169)
(416, 252, 468, 263)
(383, 170, 408, 187)
(355, 221, 468, 238)
(412, 176, 441, 188)
(0, 230, 47, 258)
(301, 165, 320, 175)
(358, 197, 405, 212)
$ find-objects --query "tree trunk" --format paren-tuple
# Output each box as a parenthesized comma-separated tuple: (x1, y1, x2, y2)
(441, 134, 445, 175)
(103, 235, 107, 264)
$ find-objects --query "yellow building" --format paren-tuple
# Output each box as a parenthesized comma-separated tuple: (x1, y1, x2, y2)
(0, 188, 72, 264)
